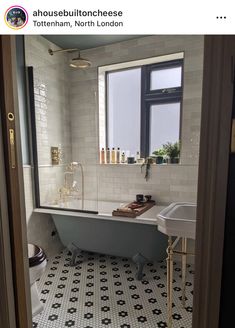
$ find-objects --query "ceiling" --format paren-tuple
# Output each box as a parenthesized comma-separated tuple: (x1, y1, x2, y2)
(43, 35, 146, 50)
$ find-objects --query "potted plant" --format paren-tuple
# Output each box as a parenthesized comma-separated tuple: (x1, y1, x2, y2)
(162, 141, 180, 164)
(152, 148, 165, 164)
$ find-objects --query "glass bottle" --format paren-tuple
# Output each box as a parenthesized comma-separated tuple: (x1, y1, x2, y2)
(100, 148, 105, 164)
(136, 151, 140, 161)
(106, 148, 110, 164)
(111, 147, 116, 164)
(121, 151, 126, 163)
(116, 147, 120, 164)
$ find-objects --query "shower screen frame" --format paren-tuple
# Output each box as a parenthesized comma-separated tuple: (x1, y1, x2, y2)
(27, 66, 98, 215)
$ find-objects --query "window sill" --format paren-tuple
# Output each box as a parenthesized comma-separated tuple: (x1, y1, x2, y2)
(98, 163, 196, 166)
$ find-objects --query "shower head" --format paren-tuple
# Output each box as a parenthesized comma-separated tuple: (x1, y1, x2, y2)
(69, 51, 91, 69)
(48, 48, 91, 69)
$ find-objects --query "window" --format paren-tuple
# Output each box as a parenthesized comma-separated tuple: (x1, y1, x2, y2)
(107, 68, 141, 156)
(104, 57, 183, 158)
(149, 103, 181, 154)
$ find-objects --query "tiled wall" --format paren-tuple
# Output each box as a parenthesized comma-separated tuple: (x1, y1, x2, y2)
(25, 36, 72, 166)
(38, 165, 67, 204)
(25, 36, 72, 203)
(97, 164, 198, 204)
(24, 36, 69, 254)
(24, 35, 203, 211)
(70, 35, 204, 203)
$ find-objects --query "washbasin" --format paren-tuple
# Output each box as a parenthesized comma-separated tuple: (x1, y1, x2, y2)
(156, 202, 197, 239)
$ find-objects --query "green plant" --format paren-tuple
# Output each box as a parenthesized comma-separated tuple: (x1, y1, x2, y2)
(152, 148, 165, 157)
(162, 141, 180, 159)
(141, 157, 153, 181)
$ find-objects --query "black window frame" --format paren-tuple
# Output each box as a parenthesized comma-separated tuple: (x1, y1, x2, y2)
(141, 59, 183, 157)
(105, 58, 184, 158)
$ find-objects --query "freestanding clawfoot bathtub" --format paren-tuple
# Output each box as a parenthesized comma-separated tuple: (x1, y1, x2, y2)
(36, 201, 168, 279)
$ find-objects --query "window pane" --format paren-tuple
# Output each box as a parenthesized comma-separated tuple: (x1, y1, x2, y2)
(150, 66, 182, 90)
(150, 102, 180, 154)
(107, 68, 141, 155)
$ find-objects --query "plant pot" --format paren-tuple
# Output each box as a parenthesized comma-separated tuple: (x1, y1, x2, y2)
(155, 156, 164, 164)
(170, 157, 179, 164)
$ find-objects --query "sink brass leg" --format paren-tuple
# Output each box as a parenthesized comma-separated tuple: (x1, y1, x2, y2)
(167, 236, 173, 328)
(181, 237, 187, 308)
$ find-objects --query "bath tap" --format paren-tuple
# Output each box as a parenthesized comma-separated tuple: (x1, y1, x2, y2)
(57, 162, 84, 210)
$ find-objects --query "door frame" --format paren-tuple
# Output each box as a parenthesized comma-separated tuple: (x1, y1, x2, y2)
(193, 35, 235, 328)
(0, 35, 234, 328)
(0, 35, 32, 328)
(0, 115, 17, 328)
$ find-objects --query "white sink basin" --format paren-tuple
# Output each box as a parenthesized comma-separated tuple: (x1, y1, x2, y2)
(157, 202, 197, 239)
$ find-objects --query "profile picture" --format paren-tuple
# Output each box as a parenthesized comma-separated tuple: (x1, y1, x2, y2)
(5, 6, 28, 29)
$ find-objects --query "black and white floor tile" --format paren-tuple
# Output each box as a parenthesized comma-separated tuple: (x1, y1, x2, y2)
(33, 249, 193, 328)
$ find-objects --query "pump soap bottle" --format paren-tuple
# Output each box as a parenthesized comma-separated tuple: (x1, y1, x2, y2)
(100, 148, 105, 164)
(111, 147, 116, 164)
(106, 148, 110, 164)
(116, 147, 120, 164)
(121, 151, 126, 164)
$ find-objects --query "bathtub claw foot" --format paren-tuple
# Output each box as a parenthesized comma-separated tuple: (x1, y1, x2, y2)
(67, 243, 81, 267)
(132, 253, 147, 281)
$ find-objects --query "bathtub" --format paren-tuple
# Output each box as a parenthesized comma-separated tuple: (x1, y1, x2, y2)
(35, 200, 168, 278)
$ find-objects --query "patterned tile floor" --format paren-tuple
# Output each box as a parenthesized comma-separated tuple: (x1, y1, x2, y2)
(33, 249, 193, 328)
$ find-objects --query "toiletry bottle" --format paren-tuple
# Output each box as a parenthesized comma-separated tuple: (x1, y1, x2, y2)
(121, 151, 126, 163)
(116, 147, 120, 164)
(111, 147, 116, 164)
(136, 151, 140, 161)
(106, 148, 110, 164)
(100, 148, 105, 164)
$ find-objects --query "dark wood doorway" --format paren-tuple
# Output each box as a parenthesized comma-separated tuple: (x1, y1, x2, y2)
(193, 36, 235, 328)
(219, 48, 235, 327)
(0, 35, 32, 328)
